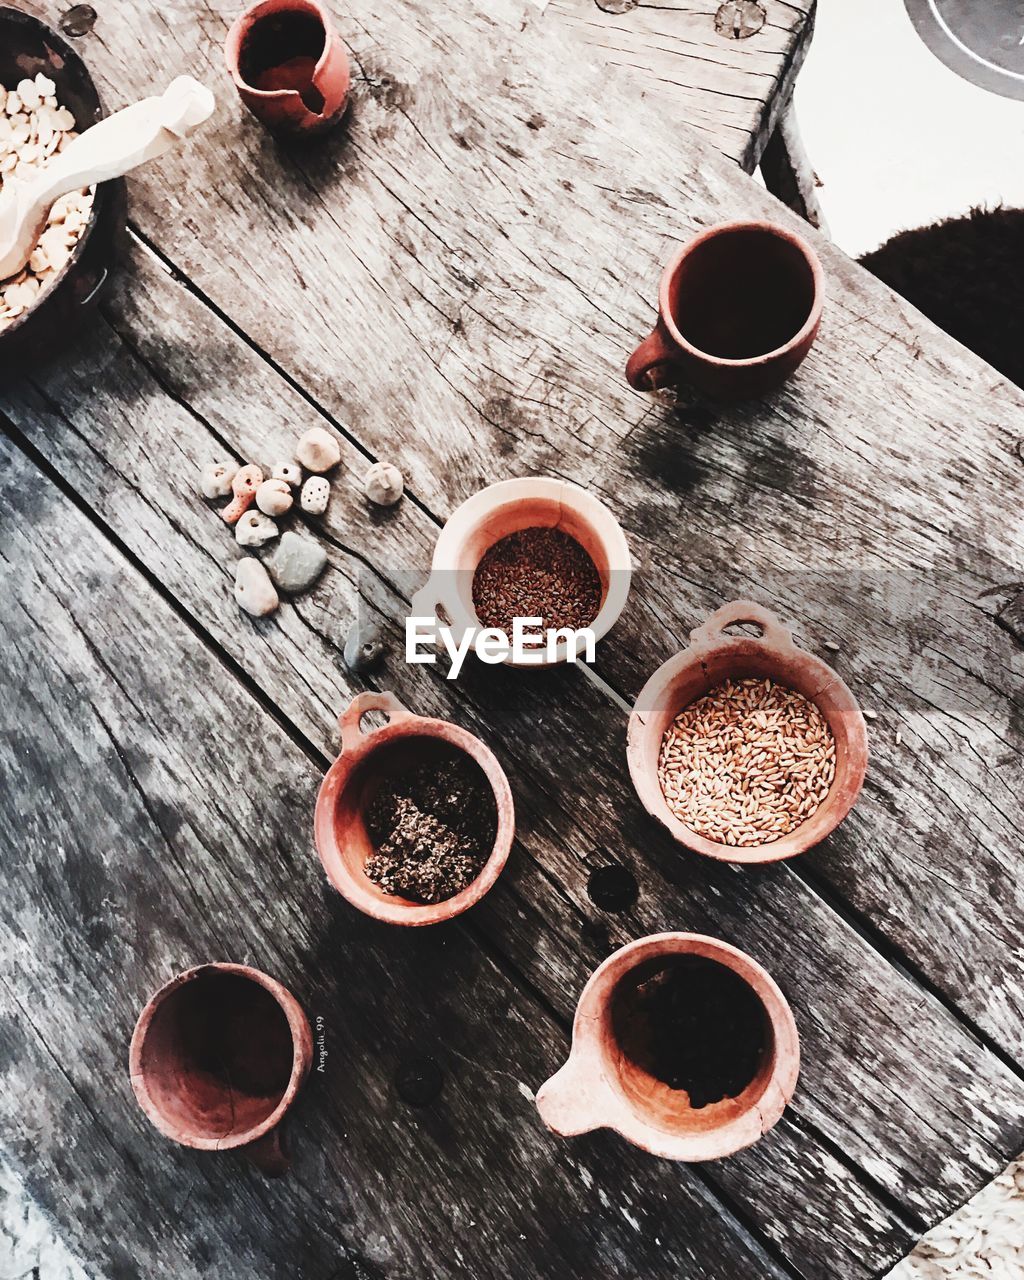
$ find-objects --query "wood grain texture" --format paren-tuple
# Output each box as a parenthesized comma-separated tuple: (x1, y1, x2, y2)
(537, 0, 816, 169)
(0, 432, 794, 1280)
(16, 0, 1021, 1066)
(4, 241, 1024, 1278)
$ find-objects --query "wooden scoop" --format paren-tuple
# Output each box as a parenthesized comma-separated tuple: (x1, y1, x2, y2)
(0, 75, 215, 281)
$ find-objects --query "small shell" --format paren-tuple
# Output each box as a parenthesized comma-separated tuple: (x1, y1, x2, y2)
(200, 460, 238, 500)
(234, 558, 279, 618)
(295, 427, 341, 474)
(272, 461, 303, 488)
(221, 464, 263, 524)
(255, 477, 294, 517)
(364, 461, 404, 506)
(235, 510, 279, 546)
(300, 475, 330, 515)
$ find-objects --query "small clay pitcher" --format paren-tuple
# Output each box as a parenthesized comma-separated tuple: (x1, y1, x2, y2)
(129, 963, 312, 1175)
(410, 477, 632, 669)
(314, 691, 515, 925)
(627, 600, 868, 864)
(224, 0, 350, 134)
(625, 220, 824, 399)
(536, 933, 799, 1161)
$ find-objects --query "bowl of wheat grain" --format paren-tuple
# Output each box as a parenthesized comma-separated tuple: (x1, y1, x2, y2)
(627, 600, 868, 864)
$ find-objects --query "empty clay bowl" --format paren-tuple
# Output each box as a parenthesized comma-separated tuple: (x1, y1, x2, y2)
(224, 0, 350, 134)
(410, 477, 632, 668)
(314, 690, 515, 925)
(129, 963, 312, 1175)
(627, 600, 868, 864)
(625, 220, 824, 399)
(0, 6, 126, 365)
(536, 932, 799, 1161)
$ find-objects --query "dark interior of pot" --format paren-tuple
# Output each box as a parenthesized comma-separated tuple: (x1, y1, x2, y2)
(606, 953, 777, 1136)
(137, 970, 295, 1144)
(668, 227, 816, 361)
(0, 7, 114, 348)
(238, 6, 327, 110)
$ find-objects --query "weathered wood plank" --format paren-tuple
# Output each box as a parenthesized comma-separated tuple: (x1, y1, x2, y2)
(6, 241, 1024, 1276)
(0, 431, 792, 1280)
(537, 0, 816, 169)
(19, 0, 1024, 1079)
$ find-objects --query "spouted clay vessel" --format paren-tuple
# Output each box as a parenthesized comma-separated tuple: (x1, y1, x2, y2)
(314, 691, 514, 925)
(129, 963, 312, 1176)
(224, 0, 350, 135)
(411, 477, 631, 668)
(536, 932, 799, 1161)
(627, 599, 868, 864)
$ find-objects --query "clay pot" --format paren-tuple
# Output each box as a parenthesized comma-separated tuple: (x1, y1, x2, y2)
(627, 600, 868, 864)
(224, 0, 350, 135)
(536, 932, 799, 1161)
(410, 477, 632, 668)
(0, 7, 126, 367)
(129, 963, 312, 1176)
(625, 220, 824, 399)
(314, 691, 514, 925)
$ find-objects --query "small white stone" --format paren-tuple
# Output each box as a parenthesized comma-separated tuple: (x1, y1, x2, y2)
(17, 78, 41, 110)
(295, 426, 341, 473)
(271, 460, 302, 487)
(28, 246, 49, 274)
(235, 510, 278, 546)
(364, 461, 404, 506)
(5, 91, 22, 116)
(300, 475, 330, 514)
(34, 74, 56, 98)
(200, 461, 238, 499)
(234, 558, 278, 617)
(52, 106, 75, 131)
(255, 477, 294, 517)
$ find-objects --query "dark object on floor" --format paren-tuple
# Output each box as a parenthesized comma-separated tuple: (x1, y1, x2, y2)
(860, 206, 1024, 389)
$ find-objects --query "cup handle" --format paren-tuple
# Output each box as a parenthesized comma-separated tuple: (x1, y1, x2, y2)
(689, 599, 797, 651)
(625, 321, 680, 391)
(244, 1124, 290, 1177)
(338, 690, 413, 752)
(536, 1059, 623, 1139)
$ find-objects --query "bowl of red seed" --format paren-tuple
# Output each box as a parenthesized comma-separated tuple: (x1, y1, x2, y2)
(314, 690, 515, 924)
(627, 600, 868, 864)
(410, 477, 632, 668)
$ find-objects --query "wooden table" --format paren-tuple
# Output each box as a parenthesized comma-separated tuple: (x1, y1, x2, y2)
(1, 0, 1022, 1277)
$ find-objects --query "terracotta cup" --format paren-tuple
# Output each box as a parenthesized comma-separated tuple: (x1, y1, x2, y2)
(625, 220, 824, 399)
(224, 0, 350, 134)
(410, 477, 632, 669)
(627, 599, 868, 864)
(536, 932, 799, 1161)
(314, 691, 514, 925)
(129, 963, 312, 1175)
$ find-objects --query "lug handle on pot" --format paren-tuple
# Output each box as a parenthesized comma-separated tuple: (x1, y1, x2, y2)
(338, 690, 413, 752)
(689, 599, 796, 651)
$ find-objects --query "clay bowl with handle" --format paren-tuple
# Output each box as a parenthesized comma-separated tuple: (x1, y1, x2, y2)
(536, 932, 800, 1161)
(627, 600, 868, 864)
(410, 476, 632, 669)
(129, 963, 312, 1176)
(0, 6, 125, 365)
(314, 691, 515, 925)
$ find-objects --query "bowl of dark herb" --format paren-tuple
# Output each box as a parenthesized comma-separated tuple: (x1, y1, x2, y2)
(314, 691, 514, 925)
(410, 477, 631, 668)
(536, 932, 799, 1161)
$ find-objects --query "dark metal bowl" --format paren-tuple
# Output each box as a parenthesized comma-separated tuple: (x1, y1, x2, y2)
(0, 5, 126, 367)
